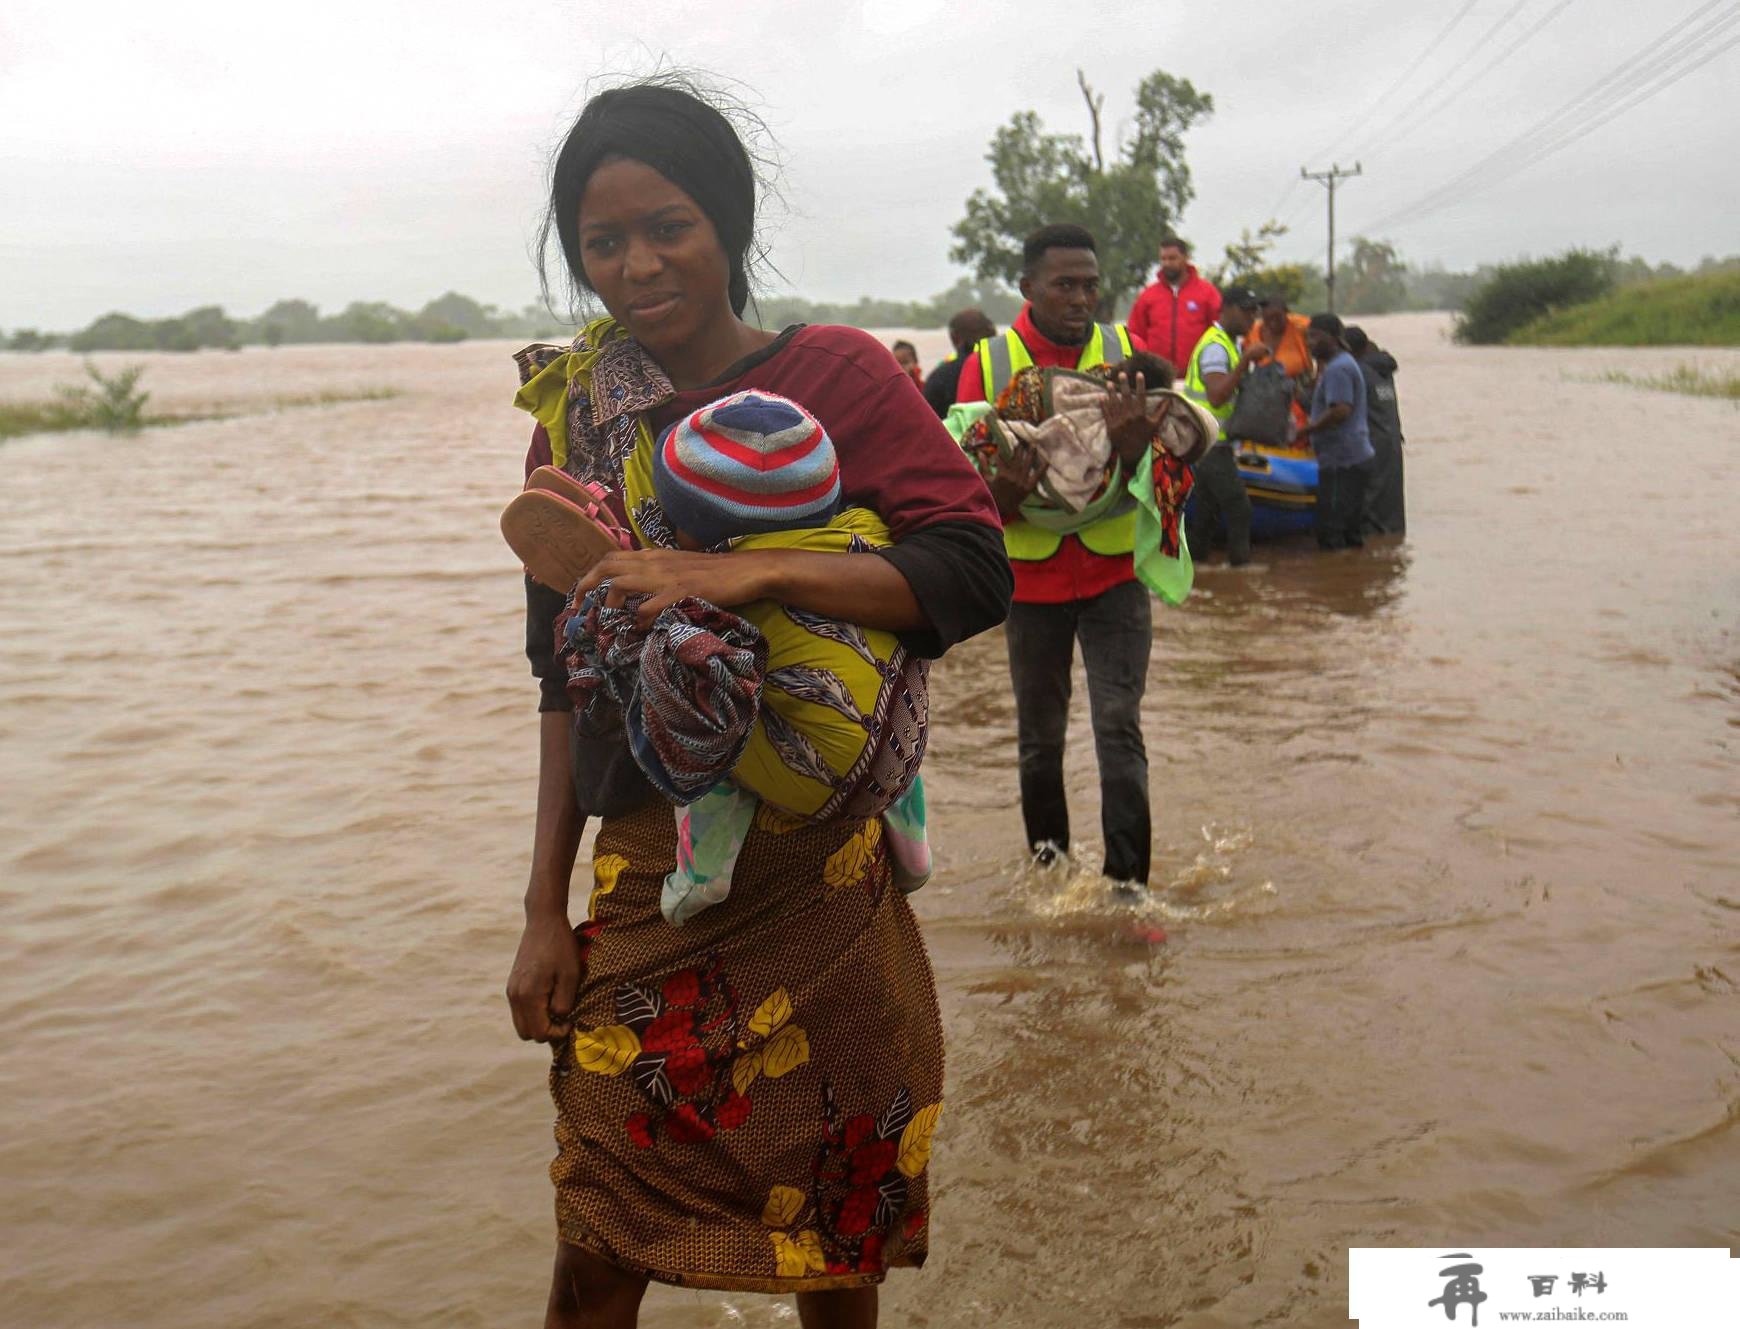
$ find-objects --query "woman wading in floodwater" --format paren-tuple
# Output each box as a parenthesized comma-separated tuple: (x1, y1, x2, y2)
(505, 79, 1011, 1328)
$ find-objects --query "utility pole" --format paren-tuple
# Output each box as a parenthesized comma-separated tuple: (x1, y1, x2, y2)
(1300, 162, 1362, 314)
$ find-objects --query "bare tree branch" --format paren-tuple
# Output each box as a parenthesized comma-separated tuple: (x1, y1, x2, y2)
(1077, 69, 1105, 174)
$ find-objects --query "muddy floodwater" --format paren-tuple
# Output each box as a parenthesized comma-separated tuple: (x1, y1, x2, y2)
(3, 315, 1736, 1327)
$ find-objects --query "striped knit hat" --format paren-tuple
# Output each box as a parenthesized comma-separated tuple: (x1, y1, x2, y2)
(652, 390, 842, 547)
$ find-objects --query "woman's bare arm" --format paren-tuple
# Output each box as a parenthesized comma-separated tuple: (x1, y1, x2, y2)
(506, 711, 586, 1043)
(578, 547, 928, 630)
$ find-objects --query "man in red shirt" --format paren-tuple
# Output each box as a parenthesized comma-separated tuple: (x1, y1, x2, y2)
(955, 223, 1161, 896)
(1126, 235, 1222, 377)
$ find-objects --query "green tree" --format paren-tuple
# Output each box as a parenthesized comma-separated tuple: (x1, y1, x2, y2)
(177, 305, 240, 350)
(1209, 220, 1318, 307)
(1341, 238, 1408, 315)
(420, 291, 501, 337)
(327, 302, 405, 344)
(1213, 220, 1287, 286)
(951, 69, 1214, 317)
(68, 313, 158, 352)
(255, 299, 323, 342)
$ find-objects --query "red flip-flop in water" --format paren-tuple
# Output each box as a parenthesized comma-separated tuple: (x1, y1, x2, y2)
(501, 468, 631, 593)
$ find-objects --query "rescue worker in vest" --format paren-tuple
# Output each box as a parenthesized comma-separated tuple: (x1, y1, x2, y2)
(1183, 287, 1270, 567)
(923, 307, 997, 418)
(1126, 235, 1222, 378)
(955, 223, 1164, 896)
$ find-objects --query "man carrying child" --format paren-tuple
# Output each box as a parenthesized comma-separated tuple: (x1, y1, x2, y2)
(954, 223, 1161, 897)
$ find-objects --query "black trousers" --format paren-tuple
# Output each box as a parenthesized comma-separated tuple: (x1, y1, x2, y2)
(1315, 461, 1371, 550)
(1184, 444, 1252, 565)
(1362, 435, 1406, 535)
(1003, 579, 1152, 883)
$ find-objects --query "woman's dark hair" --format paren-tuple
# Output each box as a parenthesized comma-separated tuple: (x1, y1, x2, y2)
(891, 339, 917, 356)
(540, 77, 769, 318)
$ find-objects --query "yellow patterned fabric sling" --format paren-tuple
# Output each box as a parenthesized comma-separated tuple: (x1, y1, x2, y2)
(621, 431, 928, 822)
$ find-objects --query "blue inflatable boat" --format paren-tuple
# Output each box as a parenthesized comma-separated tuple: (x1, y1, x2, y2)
(1236, 443, 1317, 540)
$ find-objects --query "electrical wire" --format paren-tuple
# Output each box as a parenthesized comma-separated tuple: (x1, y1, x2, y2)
(1341, 0, 1536, 165)
(1350, 0, 1586, 160)
(1360, 0, 1740, 233)
(1262, 0, 1479, 223)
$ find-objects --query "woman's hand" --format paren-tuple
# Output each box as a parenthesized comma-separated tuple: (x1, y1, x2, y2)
(579, 544, 928, 633)
(506, 911, 585, 1044)
(1102, 370, 1161, 464)
(577, 548, 780, 622)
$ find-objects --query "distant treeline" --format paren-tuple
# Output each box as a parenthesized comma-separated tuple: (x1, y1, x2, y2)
(749, 278, 1026, 332)
(3, 282, 1025, 353)
(8, 251, 1736, 353)
(1, 292, 566, 354)
(1214, 239, 1740, 320)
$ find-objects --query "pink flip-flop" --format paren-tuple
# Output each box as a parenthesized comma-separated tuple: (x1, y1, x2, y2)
(501, 486, 626, 593)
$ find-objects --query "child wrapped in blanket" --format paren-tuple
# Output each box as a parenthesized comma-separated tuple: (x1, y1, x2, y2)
(950, 351, 1217, 605)
(555, 390, 931, 926)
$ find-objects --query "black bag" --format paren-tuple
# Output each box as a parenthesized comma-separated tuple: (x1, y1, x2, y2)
(1225, 362, 1292, 445)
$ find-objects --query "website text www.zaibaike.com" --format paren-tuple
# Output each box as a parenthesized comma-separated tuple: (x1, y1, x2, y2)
(1497, 1311, 1629, 1322)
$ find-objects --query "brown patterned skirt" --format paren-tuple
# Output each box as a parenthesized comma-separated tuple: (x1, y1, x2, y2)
(548, 799, 944, 1292)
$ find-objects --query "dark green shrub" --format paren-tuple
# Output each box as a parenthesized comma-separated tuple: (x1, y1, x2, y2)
(1453, 248, 1617, 345)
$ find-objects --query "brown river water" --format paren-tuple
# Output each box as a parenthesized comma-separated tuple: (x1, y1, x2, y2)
(3, 315, 1736, 1327)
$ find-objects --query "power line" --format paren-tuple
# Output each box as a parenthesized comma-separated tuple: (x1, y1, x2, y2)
(1314, 0, 1481, 163)
(1350, 0, 1586, 162)
(1342, 0, 1536, 165)
(1262, 0, 1479, 223)
(1360, 0, 1740, 234)
(1371, 0, 1577, 154)
(1370, 13, 1740, 232)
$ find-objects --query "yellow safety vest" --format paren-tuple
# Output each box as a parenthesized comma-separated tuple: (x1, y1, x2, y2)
(1183, 323, 1240, 442)
(983, 322, 1136, 562)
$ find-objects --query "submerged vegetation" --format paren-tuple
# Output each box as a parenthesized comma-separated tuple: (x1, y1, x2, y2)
(0, 363, 402, 442)
(1589, 364, 1740, 402)
(58, 361, 151, 432)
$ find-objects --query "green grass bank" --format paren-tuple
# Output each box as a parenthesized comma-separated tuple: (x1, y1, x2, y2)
(1512, 269, 1740, 347)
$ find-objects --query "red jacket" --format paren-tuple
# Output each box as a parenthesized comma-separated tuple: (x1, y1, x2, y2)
(1126, 265, 1222, 376)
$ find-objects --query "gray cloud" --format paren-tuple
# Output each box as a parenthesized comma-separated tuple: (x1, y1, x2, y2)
(2, 0, 1734, 329)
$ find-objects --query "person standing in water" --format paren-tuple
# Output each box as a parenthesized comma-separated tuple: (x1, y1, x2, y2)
(505, 78, 1011, 1328)
(954, 223, 1163, 897)
(1344, 325, 1406, 536)
(1301, 313, 1376, 550)
(1126, 235, 1221, 377)
(1182, 286, 1271, 567)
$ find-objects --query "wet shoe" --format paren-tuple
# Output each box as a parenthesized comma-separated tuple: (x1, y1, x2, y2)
(1030, 840, 1068, 869)
(1109, 879, 1148, 903)
(501, 486, 627, 593)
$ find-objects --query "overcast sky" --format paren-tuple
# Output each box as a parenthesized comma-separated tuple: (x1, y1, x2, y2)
(4, 0, 1736, 329)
